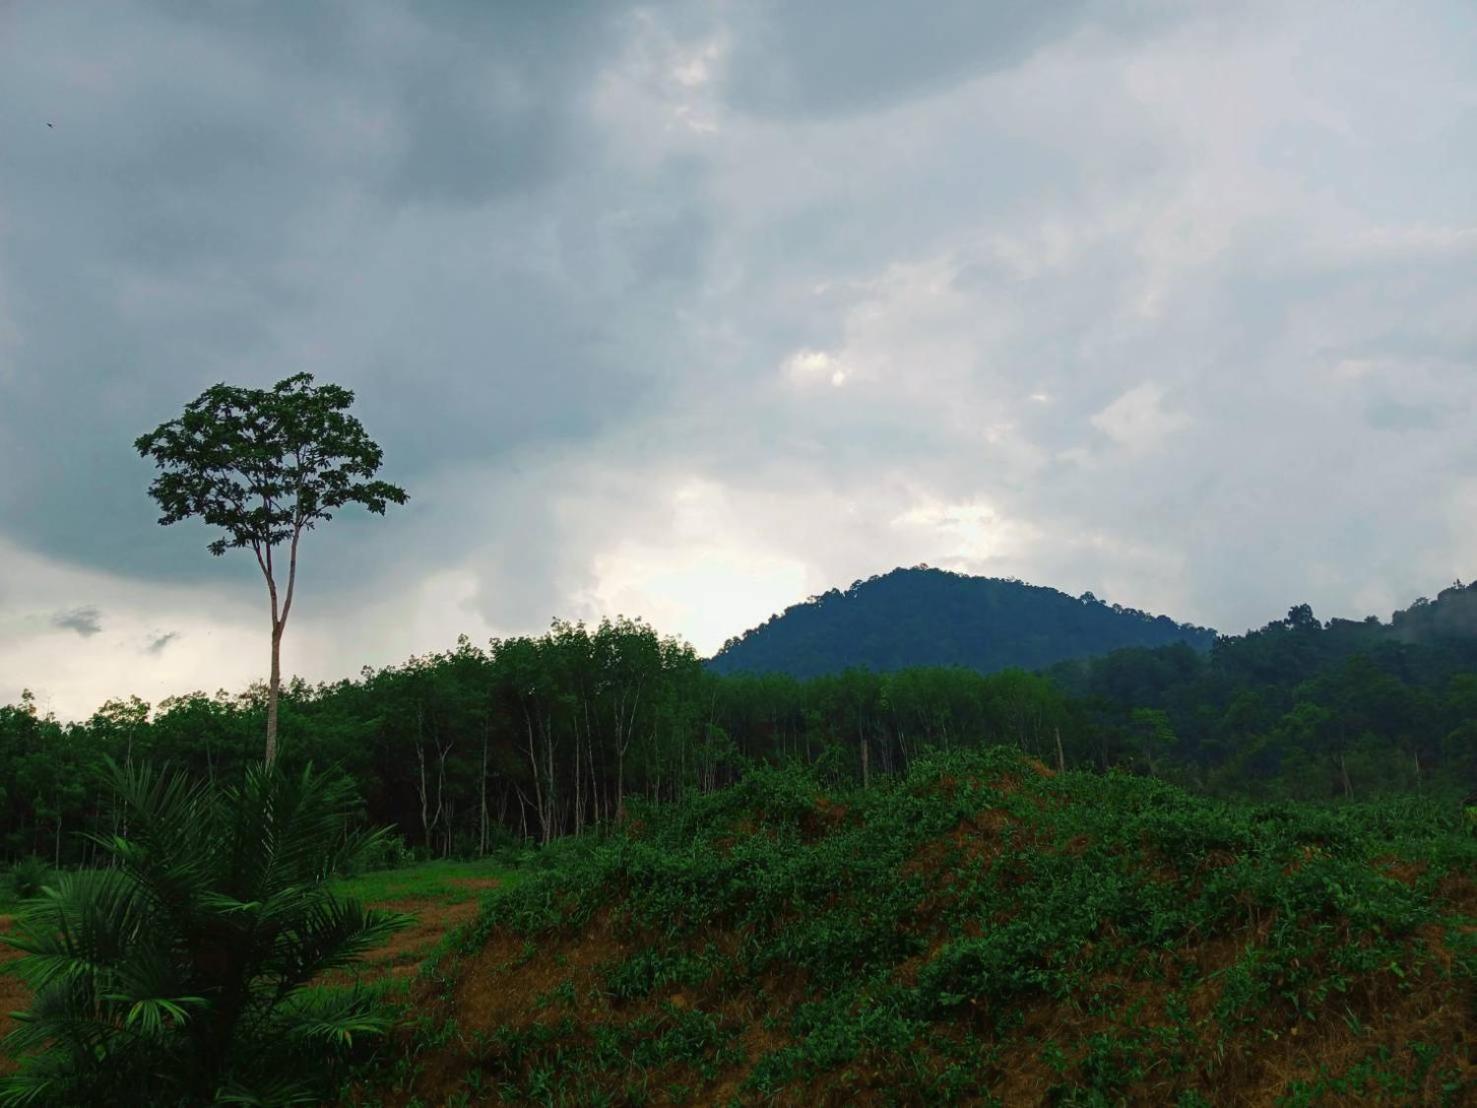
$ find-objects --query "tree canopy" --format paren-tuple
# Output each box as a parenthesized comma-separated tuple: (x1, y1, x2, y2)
(135, 372, 407, 765)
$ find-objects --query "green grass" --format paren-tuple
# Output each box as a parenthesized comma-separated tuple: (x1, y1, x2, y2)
(331, 857, 528, 906)
(0, 857, 525, 917)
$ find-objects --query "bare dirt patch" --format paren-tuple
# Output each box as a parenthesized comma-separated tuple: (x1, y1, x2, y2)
(330, 875, 504, 986)
(0, 917, 22, 1077)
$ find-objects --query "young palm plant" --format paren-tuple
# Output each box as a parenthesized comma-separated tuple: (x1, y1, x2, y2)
(0, 761, 408, 1106)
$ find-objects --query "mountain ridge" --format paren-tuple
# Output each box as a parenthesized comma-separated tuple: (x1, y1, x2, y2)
(708, 565, 1216, 678)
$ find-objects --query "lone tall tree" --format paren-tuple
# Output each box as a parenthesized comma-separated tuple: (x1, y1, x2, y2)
(136, 373, 407, 766)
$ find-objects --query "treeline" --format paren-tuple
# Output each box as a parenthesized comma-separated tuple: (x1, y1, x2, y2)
(3, 586, 1475, 867)
(1051, 585, 1477, 800)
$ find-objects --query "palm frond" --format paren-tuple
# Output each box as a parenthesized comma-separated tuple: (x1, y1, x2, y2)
(2, 759, 403, 1104)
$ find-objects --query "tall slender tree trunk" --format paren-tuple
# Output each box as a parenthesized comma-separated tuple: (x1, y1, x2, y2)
(417, 741, 431, 849)
(522, 706, 546, 845)
(479, 722, 490, 856)
(433, 740, 450, 856)
(541, 717, 556, 845)
(266, 622, 283, 768)
(260, 519, 299, 770)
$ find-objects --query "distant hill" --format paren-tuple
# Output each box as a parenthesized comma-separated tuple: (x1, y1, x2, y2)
(708, 566, 1216, 677)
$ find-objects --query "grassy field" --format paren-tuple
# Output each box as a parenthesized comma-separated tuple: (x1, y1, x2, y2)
(364, 749, 1475, 1106)
(333, 858, 527, 907)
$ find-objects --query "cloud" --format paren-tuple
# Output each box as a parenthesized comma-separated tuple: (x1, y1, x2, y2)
(52, 607, 102, 637)
(721, 0, 1093, 117)
(2, 0, 1477, 715)
(1090, 383, 1191, 453)
(144, 631, 179, 656)
(784, 348, 848, 388)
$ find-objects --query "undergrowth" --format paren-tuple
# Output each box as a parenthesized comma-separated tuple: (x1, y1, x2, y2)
(359, 749, 1476, 1106)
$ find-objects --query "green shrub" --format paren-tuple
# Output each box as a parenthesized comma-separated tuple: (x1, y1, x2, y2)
(0, 761, 409, 1106)
(5, 855, 51, 901)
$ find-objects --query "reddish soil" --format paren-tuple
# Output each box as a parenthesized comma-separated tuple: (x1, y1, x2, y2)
(0, 917, 21, 1077)
(336, 879, 501, 985)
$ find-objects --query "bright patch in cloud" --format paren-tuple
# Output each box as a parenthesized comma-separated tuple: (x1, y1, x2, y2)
(588, 543, 809, 655)
(784, 348, 848, 387)
(1090, 383, 1191, 453)
(890, 498, 1038, 566)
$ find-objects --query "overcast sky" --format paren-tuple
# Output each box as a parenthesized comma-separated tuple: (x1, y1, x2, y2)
(3, 0, 1475, 719)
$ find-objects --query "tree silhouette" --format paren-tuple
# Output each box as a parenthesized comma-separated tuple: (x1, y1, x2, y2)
(135, 373, 407, 766)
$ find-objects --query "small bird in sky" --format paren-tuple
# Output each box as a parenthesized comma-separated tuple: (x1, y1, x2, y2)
(46, 122, 53, 128)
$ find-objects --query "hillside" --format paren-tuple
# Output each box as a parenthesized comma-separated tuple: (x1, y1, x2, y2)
(708, 567, 1216, 678)
(375, 749, 1475, 1105)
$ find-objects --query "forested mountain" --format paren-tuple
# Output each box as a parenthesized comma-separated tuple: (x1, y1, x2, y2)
(708, 566, 1216, 677)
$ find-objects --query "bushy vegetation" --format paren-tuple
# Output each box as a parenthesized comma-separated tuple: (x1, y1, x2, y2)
(0, 762, 408, 1106)
(371, 749, 1475, 1105)
(2, 859, 50, 905)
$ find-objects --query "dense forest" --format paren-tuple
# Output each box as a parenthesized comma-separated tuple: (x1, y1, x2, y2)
(708, 567, 1216, 677)
(1, 577, 1474, 869)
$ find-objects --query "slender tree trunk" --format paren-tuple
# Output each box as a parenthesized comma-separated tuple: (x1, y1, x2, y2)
(581, 732, 593, 827)
(265, 622, 283, 768)
(543, 718, 555, 844)
(433, 740, 450, 856)
(573, 722, 584, 836)
(479, 722, 490, 856)
(417, 741, 431, 849)
(1054, 726, 1066, 774)
(259, 520, 299, 770)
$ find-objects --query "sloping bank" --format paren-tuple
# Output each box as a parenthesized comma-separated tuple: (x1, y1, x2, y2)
(367, 749, 1475, 1106)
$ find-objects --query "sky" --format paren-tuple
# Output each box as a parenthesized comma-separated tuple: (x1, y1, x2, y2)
(2, 0, 1476, 719)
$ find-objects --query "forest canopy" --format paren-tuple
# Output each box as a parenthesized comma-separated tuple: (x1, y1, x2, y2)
(1, 577, 1474, 868)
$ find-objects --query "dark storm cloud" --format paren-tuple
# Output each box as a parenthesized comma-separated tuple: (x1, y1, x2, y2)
(2, 0, 1476, 714)
(53, 607, 103, 637)
(0, 0, 680, 584)
(721, 0, 1091, 116)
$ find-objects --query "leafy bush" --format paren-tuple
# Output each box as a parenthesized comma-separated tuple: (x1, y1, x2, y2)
(397, 748, 1476, 1105)
(5, 855, 50, 901)
(339, 833, 416, 877)
(0, 761, 409, 1106)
